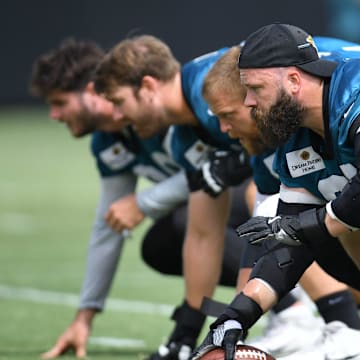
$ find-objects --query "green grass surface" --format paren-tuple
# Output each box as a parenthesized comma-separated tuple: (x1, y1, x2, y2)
(0, 106, 260, 360)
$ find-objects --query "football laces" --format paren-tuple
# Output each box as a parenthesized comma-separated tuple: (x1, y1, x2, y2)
(236, 348, 267, 360)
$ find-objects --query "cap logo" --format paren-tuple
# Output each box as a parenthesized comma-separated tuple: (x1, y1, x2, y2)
(298, 43, 311, 49)
(297, 35, 318, 54)
(306, 35, 315, 47)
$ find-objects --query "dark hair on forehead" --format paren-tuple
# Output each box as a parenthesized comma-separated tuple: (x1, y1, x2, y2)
(29, 38, 105, 98)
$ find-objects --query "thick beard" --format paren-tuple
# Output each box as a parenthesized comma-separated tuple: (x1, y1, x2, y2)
(252, 90, 305, 148)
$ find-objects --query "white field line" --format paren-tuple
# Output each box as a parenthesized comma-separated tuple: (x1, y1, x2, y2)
(0, 284, 173, 316)
(0, 284, 267, 331)
(89, 336, 146, 348)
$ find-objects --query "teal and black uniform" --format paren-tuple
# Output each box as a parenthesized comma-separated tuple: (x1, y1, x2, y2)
(249, 40, 360, 296)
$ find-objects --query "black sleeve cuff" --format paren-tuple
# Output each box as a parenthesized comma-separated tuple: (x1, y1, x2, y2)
(298, 207, 336, 246)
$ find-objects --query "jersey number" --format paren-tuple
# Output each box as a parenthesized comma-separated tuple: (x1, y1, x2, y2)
(317, 163, 357, 200)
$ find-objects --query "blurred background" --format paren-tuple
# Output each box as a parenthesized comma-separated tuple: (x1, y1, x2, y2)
(1, 0, 360, 105)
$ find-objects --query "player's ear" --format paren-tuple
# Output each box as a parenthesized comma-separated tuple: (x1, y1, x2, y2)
(141, 75, 158, 92)
(85, 81, 97, 94)
(287, 69, 301, 94)
(140, 76, 159, 102)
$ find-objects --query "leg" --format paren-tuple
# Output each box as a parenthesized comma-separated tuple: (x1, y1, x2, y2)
(144, 186, 249, 360)
(141, 201, 246, 287)
(275, 201, 360, 359)
(338, 231, 360, 270)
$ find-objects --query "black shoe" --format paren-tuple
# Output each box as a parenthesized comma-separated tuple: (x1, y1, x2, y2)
(146, 340, 194, 360)
(146, 300, 204, 360)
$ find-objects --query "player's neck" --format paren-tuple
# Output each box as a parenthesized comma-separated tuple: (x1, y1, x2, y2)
(163, 72, 198, 126)
(302, 80, 325, 137)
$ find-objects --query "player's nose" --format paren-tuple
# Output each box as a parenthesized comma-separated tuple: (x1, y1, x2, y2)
(49, 106, 62, 121)
(219, 118, 231, 134)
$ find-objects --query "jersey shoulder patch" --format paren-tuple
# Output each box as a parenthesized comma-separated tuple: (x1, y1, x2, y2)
(91, 131, 136, 175)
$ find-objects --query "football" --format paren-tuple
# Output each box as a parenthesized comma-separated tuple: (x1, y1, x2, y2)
(200, 344, 275, 360)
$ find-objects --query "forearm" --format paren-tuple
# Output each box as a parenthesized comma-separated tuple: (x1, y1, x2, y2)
(136, 171, 189, 220)
(79, 174, 136, 310)
(79, 226, 126, 310)
(324, 211, 351, 237)
(279, 186, 340, 245)
(326, 169, 360, 233)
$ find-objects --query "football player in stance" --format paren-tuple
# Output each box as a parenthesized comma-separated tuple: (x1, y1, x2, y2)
(93, 36, 330, 359)
(30, 38, 251, 359)
(200, 43, 360, 358)
(193, 24, 360, 360)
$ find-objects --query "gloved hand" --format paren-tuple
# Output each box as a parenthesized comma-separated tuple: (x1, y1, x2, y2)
(192, 293, 262, 360)
(191, 318, 243, 360)
(186, 149, 252, 197)
(236, 215, 304, 246)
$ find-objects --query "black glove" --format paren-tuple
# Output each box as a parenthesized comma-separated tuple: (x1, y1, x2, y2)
(192, 293, 262, 360)
(186, 149, 252, 197)
(236, 215, 304, 246)
(186, 170, 206, 193)
(191, 318, 243, 360)
(237, 207, 337, 249)
(236, 215, 302, 246)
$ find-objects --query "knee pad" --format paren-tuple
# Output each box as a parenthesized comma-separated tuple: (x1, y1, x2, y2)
(240, 241, 264, 268)
(249, 244, 315, 299)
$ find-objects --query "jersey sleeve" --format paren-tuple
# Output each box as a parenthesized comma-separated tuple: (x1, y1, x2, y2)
(78, 173, 137, 310)
(136, 171, 189, 219)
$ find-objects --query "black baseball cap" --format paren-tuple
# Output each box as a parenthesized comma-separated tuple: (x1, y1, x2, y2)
(238, 23, 338, 77)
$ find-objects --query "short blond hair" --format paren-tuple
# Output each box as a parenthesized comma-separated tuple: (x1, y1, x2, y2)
(202, 46, 246, 102)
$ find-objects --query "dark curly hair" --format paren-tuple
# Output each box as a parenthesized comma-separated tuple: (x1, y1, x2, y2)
(29, 38, 104, 98)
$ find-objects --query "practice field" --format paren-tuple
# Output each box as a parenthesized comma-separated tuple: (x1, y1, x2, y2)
(0, 107, 262, 360)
